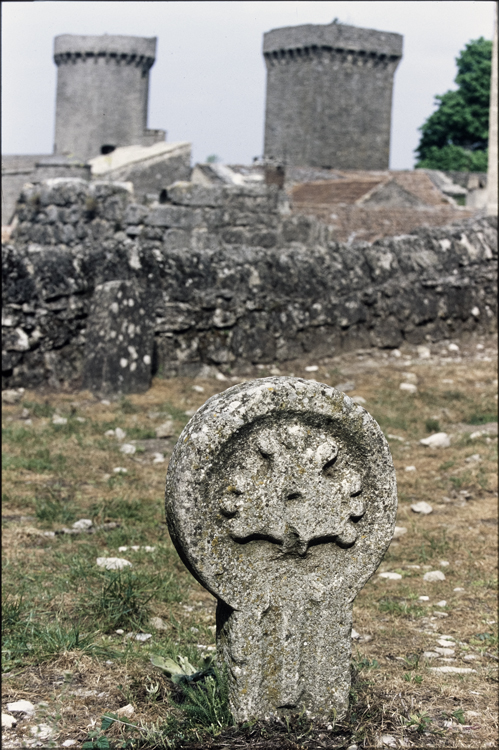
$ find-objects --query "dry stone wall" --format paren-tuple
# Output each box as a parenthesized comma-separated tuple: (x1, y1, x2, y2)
(2, 178, 497, 390)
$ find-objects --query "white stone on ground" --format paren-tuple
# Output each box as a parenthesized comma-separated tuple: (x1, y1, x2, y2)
(440, 560, 450, 566)
(30, 724, 55, 739)
(429, 666, 476, 674)
(152, 452, 165, 463)
(393, 526, 407, 538)
(411, 501, 433, 514)
(378, 572, 402, 580)
(192, 385, 205, 393)
(419, 596, 430, 601)
(387, 433, 404, 441)
(334, 381, 355, 392)
(96, 557, 132, 570)
(402, 372, 418, 382)
(380, 734, 397, 747)
(304, 365, 318, 372)
(62, 741, 78, 747)
(155, 420, 175, 438)
(101, 399, 111, 405)
(436, 600, 447, 607)
(116, 704, 135, 718)
(7, 700, 35, 715)
(448, 343, 459, 352)
(464, 654, 480, 661)
(432, 611, 448, 617)
(52, 414, 67, 424)
(2, 713, 17, 728)
(351, 396, 366, 404)
(115, 427, 126, 441)
(150, 616, 168, 630)
(75, 416, 86, 423)
(465, 453, 481, 463)
(453, 587, 464, 592)
(104, 429, 116, 437)
(420, 432, 451, 448)
(423, 570, 446, 581)
(72, 519, 93, 530)
(436, 637, 454, 645)
(113, 467, 127, 473)
(417, 346, 431, 359)
(134, 633, 152, 642)
(1, 388, 25, 404)
(423, 651, 441, 658)
(435, 647, 455, 656)
(405, 465, 416, 472)
(120, 443, 136, 454)
(399, 382, 417, 393)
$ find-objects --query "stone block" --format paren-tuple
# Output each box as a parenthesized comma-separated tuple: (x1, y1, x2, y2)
(165, 377, 397, 721)
(145, 205, 203, 229)
(164, 182, 227, 208)
(82, 280, 155, 396)
(125, 203, 150, 225)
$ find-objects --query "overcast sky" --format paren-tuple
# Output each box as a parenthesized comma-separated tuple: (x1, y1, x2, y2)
(2, 1, 495, 169)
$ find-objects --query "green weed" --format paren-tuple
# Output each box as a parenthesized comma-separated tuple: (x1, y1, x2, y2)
(120, 398, 139, 415)
(22, 400, 55, 418)
(467, 410, 497, 425)
(425, 418, 440, 433)
(378, 599, 425, 618)
(83, 568, 158, 632)
(3, 448, 66, 473)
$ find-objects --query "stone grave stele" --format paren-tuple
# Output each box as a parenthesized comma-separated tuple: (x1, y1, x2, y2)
(165, 377, 397, 722)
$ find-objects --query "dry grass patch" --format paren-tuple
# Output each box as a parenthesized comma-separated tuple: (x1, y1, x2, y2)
(2, 337, 497, 748)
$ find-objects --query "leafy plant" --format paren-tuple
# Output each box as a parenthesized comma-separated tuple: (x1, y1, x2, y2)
(403, 711, 433, 733)
(151, 653, 215, 685)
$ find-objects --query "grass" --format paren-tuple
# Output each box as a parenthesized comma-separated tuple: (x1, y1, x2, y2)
(2, 345, 498, 748)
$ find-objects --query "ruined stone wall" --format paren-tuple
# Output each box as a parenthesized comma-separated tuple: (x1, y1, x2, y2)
(2, 178, 496, 389)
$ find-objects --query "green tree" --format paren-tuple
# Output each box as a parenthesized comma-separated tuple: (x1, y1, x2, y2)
(415, 37, 492, 171)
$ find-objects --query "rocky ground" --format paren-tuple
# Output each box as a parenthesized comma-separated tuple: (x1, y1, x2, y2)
(2, 334, 497, 748)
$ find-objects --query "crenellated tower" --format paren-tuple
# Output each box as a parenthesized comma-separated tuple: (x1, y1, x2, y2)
(263, 22, 403, 170)
(53, 34, 165, 161)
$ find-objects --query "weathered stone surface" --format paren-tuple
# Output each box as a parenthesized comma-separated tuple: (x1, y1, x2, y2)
(82, 280, 155, 396)
(165, 377, 397, 721)
(2, 177, 497, 389)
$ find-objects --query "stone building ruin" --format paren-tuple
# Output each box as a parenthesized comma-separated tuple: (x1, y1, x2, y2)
(263, 21, 403, 170)
(2, 34, 191, 225)
(53, 34, 165, 161)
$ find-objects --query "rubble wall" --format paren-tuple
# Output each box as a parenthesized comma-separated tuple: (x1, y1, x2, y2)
(2, 179, 497, 389)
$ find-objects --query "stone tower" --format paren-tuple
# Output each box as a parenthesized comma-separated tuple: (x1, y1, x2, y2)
(53, 34, 165, 162)
(263, 22, 403, 170)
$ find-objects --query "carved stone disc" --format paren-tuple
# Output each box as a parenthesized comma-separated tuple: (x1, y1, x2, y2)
(165, 377, 397, 613)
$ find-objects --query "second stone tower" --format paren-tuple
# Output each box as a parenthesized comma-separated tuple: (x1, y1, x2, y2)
(53, 34, 165, 161)
(263, 21, 403, 170)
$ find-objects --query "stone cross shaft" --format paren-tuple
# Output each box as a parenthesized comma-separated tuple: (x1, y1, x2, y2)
(165, 377, 397, 722)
